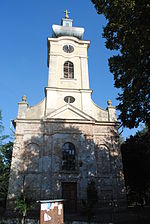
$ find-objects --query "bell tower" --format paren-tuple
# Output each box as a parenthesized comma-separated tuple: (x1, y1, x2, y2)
(46, 13, 93, 116)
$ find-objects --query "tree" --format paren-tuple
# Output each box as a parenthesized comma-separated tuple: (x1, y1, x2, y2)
(0, 111, 13, 208)
(91, 0, 150, 129)
(14, 175, 36, 224)
(121, 128, 150, 205)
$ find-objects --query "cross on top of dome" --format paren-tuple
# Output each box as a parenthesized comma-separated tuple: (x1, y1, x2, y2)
(64, 9, 70, 19)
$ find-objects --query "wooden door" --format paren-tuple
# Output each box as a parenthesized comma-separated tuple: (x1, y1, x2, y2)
(62, 182, 77, 213)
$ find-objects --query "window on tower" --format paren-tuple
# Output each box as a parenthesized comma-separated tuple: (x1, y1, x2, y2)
(64, 61, 74, 79)
(62, 142, 75, 171)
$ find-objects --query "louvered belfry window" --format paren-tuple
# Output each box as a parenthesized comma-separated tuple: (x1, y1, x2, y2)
(64, 61, 74, 79)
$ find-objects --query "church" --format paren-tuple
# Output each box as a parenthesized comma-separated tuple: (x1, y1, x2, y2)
(8, 12, 126, 214)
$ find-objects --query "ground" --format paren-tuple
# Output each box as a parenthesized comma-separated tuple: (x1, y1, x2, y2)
(0, 206, 150, 223)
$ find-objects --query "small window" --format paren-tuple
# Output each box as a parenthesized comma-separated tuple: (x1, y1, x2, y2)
(64, 61, 74, 79)
(64, 96, 75, 103)
(62, 142, 75, 171)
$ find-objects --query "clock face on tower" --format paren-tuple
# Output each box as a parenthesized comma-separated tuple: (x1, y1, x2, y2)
(63, 45, 74, 53)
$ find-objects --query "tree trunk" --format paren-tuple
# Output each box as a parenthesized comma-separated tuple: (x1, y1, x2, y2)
(21, 216, 25, 224)
(21, 209, 27, 224)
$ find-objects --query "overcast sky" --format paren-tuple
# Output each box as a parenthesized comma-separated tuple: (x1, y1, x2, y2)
(0, 0, 139, 139)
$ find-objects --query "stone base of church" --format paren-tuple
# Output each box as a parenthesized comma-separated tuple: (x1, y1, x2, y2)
(1, 206, 130, 224)
(5, 197, 127, 216)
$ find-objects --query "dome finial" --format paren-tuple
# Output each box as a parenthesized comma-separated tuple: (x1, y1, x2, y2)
(22, 95, 27, 102)
(107, 99, 112, 106)
(64, 9, 70, 19)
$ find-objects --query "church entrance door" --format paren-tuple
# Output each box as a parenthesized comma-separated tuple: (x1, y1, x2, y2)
(62, 182, 77, 213)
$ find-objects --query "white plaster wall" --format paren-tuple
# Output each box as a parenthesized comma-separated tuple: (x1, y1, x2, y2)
(81, 57, 89, 89)
(25, 99, 45, 119)
(48, 55, 57, 87)
(47, 37, 89, 90)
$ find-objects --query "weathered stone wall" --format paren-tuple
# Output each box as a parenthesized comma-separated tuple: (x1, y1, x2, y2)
(7, 120, 126, 210)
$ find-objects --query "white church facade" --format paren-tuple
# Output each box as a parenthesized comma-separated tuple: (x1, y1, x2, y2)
(8, 14, 126, 214)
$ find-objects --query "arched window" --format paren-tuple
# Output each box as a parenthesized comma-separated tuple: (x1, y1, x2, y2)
(62, 142, 75, 170)
(64, 61, 74, 79)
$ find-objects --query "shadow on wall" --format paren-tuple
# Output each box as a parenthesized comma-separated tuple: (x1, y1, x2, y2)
(7, 121, 126, 218)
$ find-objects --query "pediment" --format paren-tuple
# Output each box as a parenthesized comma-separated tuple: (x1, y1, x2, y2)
(46, 104, 95, 121)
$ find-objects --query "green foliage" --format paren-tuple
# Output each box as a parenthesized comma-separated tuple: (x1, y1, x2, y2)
(14, 192, 36, 224)
(0, 111, 13, 207)
(121, 128, 150, 205)
(91, 0, 150, 129)
(14, 194, 28, 214)
(0, 142, 13, 198)
(14, 193, 35, 214)
(0, 112, 8, 145)
(14, 175, 36, 223)
(119, 134, 124, 144)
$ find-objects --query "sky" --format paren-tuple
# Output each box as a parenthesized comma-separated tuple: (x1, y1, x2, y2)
(0, 0, 139, 139)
